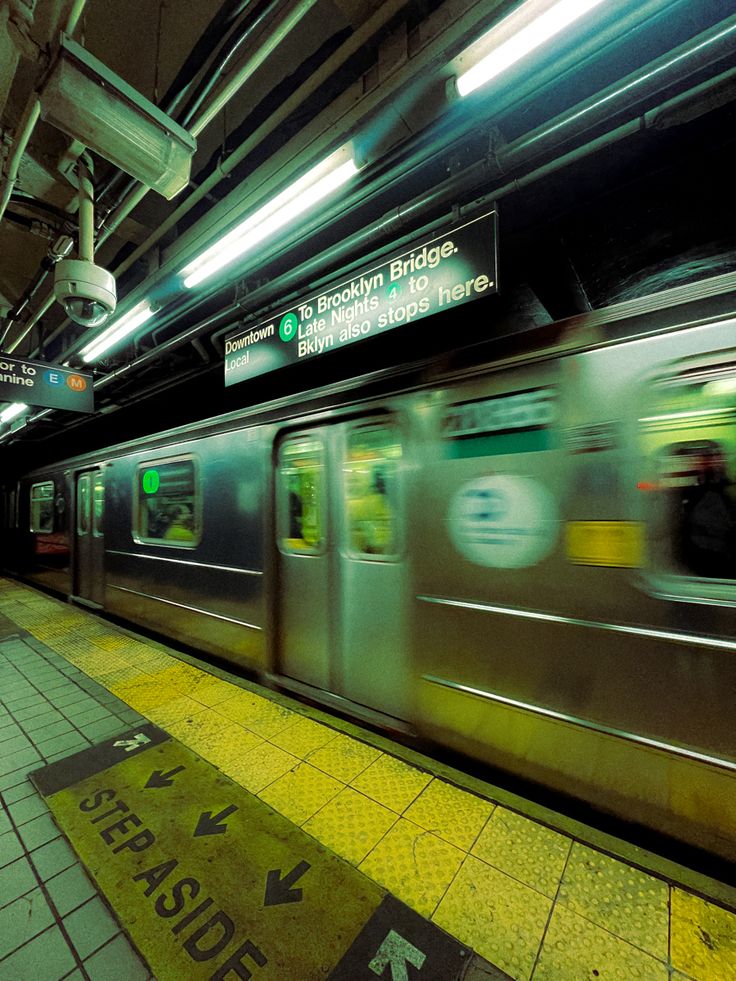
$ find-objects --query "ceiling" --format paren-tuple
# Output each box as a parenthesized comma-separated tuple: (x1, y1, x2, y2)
(1, 0, 735, 471)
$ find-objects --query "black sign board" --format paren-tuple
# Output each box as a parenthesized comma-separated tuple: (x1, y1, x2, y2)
(224, 210, 498, 387)
(0, 355, 94, 413)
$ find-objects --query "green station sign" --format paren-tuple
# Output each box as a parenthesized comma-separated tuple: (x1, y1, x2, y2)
(223, 210, 498, 387)
(0, 355, 94, 413)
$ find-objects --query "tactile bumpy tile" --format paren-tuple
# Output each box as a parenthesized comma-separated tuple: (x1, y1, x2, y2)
(404, 777, 494, 850)
(470, 806, 571, 899)
(165, 708, 241, 756)
(670, 887, 736, 980)
(306, 732, 381, 782)
(433, 854, 552, 981)
(350, 753, 432, 813)
(270, 715, 337, 758)
(258, 761, 343, 825)
(219, 741, 298, 793)
(532, 903, 668, 980)
(303, 786, 397, 865)
(216, 690, 298, 738)
(359, 817, 465, 918)
(557, 843, 669, 959)
(145, 694, 205, 727)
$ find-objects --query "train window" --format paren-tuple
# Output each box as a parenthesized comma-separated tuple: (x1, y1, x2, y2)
(641, 366, 735, 583)
(77, 475, 91, 536)
(344, 424, 402, 560)
(93, 473, 104, 538)
(278, 437, 325, 554)
(136, 458, 200, 546)
(30, 481, 54, 533)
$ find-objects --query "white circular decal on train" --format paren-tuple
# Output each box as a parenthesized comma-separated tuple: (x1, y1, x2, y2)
(448, 475, 558, 568)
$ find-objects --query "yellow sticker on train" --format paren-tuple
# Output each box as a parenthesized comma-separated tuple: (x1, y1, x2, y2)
(565, 521, 644, 567)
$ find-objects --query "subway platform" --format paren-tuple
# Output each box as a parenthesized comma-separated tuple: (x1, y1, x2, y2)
(1, 577, 735, 981)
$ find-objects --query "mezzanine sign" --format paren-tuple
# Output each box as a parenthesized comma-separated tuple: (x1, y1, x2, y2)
(223, 209, 498, 387)
(0, 355, 94, 413)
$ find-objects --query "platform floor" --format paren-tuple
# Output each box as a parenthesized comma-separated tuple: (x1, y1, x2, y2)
(1, 577, 735, 980)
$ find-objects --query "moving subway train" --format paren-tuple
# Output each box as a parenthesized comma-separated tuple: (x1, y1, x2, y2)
(2, 278, 736, 862)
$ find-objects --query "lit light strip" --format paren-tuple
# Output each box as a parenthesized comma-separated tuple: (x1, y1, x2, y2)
(180, 146, 359, 289)
(640, 407, 733, 423)
(80, 300, 155, 363)
(456, 0, 607, 97)
(0, 402, 28, 424)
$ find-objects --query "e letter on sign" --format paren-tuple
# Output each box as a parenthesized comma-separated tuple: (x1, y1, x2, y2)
(0, 355, 94, 413)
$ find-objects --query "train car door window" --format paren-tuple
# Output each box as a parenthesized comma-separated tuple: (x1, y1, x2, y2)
(93, 473, 104, 538)
(343, 424, 402, 559)
(77, 474, 91, 536)
(277, 437, 325, 554)
(136, 458, 200, 546)
(641, 364, 736, 585)
(30, 481, 54, 533)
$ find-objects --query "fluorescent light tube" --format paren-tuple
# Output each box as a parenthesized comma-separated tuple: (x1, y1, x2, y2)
(0, 402, 28, 424)
(456, 0, 607, 97)
(80, 300, 155, 363)
(181, 146, 359, 289)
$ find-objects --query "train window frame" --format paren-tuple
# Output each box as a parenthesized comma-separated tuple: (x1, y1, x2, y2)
(93, 472, 104, 538)
(342, 420, 404, 562)
(277, 434, 326, 556)
(133, 454, 202, 549)
(30, 481, 55, 533)
(76, 473, 91, 537)
(639, 359, 736, 604)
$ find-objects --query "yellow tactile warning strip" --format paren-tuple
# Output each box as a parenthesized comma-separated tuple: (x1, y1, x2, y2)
(2, 577, 736, 981)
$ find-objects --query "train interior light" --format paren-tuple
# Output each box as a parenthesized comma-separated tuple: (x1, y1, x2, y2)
(455, 0, 608, 97)
(180, 146, 360, 290)
(79, 300, 156, 363)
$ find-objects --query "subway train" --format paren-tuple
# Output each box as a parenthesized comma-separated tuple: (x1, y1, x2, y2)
(2, 275, 736, 863)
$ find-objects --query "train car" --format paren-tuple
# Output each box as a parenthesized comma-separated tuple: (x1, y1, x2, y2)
(3, 277, 736, 863)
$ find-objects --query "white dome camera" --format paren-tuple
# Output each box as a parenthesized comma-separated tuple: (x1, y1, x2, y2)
(54, 258, 117, 328)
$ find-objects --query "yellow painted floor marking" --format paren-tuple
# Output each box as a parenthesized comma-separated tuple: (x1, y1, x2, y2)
(404, 777, 495, 850)
(211, 726, 265, 767)
(534, 904, 667, 981)
(670, 888, 736, 980)
(258, 761, 343, 826)
(147, 694, 210, 728)
(216, 690, 299, 738)
(302, 787, 397, 866)
(359, 817, 465, 918)
(218, 741, 299, 793)
(109, 676, 179, 712)
(471, 806, 572, 900)
(306, 733, 382, 783)
(558, 842, 669, 959)
(44, 739, 384, 980)
(270, 716, 337, 758)
(433, 854, 552, 979)
(350, 753, 432, 813)
(165, 709, 241, 757)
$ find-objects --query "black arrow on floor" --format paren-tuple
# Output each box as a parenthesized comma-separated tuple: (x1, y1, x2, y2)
(194, 804, 238, 837)
(264, 860, 311, 906)
(144, 765, 185, 789)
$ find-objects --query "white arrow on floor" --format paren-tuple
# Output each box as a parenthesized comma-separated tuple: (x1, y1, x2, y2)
(368, 930, 426, 981)
(113, 733, 151, 752)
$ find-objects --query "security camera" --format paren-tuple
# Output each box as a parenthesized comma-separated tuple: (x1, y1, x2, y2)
(54, 258, 117, 328)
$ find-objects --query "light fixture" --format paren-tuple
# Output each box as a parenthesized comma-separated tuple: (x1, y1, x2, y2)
(0, 403, 28, 424)
(40, 36, 196, 199)
(79, 300, 155, 363)
(455, 0, 607, 97)
(180, 145, 359, 289)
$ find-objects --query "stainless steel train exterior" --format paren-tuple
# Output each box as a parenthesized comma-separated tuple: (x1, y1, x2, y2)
(4, 276, 736, 861)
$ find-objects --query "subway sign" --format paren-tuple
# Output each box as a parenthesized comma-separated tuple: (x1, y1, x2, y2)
(224, 210, 498, 387)
(0, 355, 94, 413)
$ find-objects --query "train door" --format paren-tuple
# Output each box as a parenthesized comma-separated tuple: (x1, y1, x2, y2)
(275, 417, 410, 720)
(74, 468, 105, 607)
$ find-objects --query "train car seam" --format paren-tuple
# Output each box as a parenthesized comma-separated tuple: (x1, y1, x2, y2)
(106, 549, 262, 576)
(108, 583, 263, 630)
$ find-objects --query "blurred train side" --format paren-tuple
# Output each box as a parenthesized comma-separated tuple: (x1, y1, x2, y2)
(3, 288, 735, 861)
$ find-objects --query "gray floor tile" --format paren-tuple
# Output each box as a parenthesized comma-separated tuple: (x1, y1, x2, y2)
(0, 723, 24, 743)
(45, 863, 97, 917)
(0, 830, 24, 870)
(29, 838, 77, 881)
(8, 792, 48, 827)
(17, 812, 60, 851)
(65, 705, 113, 727)
(1, 777, 36, 805)
(53, 691, 93, 710)
(0, 856, 37, 909)
(37, 729, 88, 757)
(79, 718, 127, 742)
(0, 810, 11, 835)
(83, 933, 150, 981)
(21, 710, 66, 732)
(45, 741, 91, 764)
(14, 702, 57, 724)
(63, 896, 120, 960)
(26, 719, 75, 745)
(0, 745, 41, 777)
(0, 887, 55, 958)
(4, 692, 45, 711)
(0, 924, 77, 981)
(0, 732, 34, 756)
